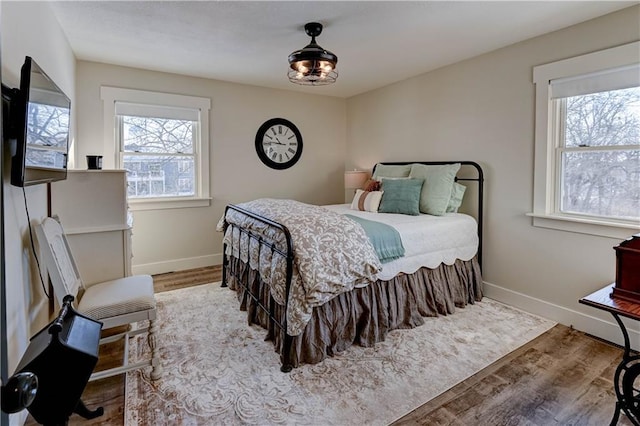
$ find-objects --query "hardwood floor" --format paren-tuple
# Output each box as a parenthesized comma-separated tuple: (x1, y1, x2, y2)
(25, 266, 222, 426)
(393, 325, 633, 426)
(151, 265, 221, 293)
(27, 266, 633, 425)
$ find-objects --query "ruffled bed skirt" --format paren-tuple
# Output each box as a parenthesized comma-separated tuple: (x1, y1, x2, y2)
(226, 257, 483, 368)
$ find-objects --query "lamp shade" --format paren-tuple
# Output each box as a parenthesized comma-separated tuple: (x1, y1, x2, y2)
(344, 170, 368, 190)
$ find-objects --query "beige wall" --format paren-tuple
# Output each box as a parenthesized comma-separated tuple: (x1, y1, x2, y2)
(346, 6, 640, 346)
(1, 2, 76, 424)
(75, 62, 347, 274)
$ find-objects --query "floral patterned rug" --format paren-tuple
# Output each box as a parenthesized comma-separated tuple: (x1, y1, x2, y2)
(125, 283, 555, 425)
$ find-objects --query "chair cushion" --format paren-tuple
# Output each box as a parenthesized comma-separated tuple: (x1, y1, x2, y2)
(78, 275, 156, 320)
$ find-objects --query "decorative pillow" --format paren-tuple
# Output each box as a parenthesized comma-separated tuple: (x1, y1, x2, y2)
(446, 182, 466, 213)
(372, 164, 411, 179)
(363, 179, 381, 192)
(409, 163, 461, 216)
(350, 190, 384, 212)
(378, 178, 423, 216)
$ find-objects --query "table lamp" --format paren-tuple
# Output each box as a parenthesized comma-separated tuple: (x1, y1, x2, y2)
(344, 170, 368, 192)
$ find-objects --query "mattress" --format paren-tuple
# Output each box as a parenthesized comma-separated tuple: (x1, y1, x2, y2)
(323, 204, 479, 281)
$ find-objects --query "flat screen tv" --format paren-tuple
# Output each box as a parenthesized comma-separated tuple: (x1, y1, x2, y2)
(3, 56, 71, 187)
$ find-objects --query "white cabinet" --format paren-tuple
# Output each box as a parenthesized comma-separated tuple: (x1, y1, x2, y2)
(51, 170, 132, 286)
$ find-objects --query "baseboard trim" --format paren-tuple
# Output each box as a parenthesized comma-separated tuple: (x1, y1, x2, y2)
(484, 281, 640, 351)
(132, 254, 222, 276)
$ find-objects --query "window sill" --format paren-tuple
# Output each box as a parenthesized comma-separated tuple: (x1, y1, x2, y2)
(527, 212, 640, 240)
(128, 197, 211, 211)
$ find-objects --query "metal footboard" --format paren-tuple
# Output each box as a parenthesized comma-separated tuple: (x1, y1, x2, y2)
(221, 204, 295, 372)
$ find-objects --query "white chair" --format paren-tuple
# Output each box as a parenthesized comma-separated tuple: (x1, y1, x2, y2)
(35, 217, 162, 381)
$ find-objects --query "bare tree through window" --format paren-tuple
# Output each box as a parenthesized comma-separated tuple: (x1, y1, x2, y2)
(560, 87, 640, 221)
(121, 116, 195, 198)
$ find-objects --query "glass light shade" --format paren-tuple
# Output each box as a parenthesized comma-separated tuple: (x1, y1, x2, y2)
(288, 56, 338, 85)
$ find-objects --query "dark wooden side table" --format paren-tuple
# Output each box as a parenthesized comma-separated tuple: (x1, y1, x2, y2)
(580, 283, 640, 426)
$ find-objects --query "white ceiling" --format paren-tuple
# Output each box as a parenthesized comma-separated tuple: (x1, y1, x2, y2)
(49, 1, 635, 98)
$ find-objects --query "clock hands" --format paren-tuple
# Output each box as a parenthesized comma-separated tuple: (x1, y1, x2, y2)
(264, 138, 287, 146)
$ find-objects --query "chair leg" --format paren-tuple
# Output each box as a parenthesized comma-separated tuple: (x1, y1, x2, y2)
(148, 318, 162, 381)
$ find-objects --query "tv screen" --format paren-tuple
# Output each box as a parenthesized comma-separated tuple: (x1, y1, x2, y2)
(9, 57, 71, 187)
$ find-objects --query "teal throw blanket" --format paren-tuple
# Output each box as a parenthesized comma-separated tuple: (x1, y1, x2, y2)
(345, 214, 405, 263)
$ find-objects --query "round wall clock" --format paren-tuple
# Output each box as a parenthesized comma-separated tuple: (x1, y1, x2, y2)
(255, 118, 303, 170)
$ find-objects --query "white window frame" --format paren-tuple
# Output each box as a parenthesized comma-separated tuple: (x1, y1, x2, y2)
(101, 87, 211, 211)
(530, 41, 640, 239)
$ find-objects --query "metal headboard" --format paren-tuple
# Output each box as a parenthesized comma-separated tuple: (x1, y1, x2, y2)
(373, 161, 484, 270)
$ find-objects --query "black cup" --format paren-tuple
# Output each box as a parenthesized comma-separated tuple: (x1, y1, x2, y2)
(87, 155, 103, 170)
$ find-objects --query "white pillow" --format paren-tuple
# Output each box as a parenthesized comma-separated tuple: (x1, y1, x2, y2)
(350, 190, 384, 212)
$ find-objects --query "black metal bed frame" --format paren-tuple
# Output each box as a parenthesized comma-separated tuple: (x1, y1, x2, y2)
(221, 161, 484, 372)
(221, 203, 296, 371)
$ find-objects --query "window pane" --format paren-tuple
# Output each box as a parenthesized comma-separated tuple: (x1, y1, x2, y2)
(561, 150, 640, 220)
(122, 116, 193, 154)
(123, 155, 195, 198)
(565, 87, 640, 148)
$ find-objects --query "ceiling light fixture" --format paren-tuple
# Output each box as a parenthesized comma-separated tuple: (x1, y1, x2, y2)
(288, 22, 338, 86)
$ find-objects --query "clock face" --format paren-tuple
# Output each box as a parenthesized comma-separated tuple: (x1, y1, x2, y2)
(255, 118, 303, 170)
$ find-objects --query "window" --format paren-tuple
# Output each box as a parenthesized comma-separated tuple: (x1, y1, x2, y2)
(117, 106, 197, 199)
(101, 87, 211, 210)
(555, 87, 639, 221)
(531, 42, 640, 238)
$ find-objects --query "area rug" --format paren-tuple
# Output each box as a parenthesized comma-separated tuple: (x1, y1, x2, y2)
(125, 283, 555, 425)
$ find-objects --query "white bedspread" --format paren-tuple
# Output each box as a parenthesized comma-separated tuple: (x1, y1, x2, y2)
(323, 204, 479, 281)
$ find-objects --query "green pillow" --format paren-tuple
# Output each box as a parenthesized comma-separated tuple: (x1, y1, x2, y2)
(446, 182, 466, 213)
(378, 178, 423, 215)
(372, 164, 411, 179)
(409, 163, 461, 216)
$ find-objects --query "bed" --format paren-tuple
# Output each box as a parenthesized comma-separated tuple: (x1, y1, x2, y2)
(219, 161, 484, 372)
